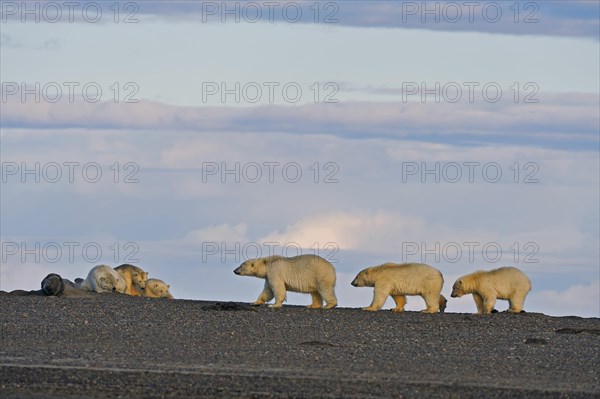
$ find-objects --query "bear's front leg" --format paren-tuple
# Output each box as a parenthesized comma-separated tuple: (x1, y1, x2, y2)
(363, 286, 389, 311)
(481, 294, 497, 314)
(267, 279, 286, 308)
(253, 281, 274, 305)
(508, 293, 526, 313)
(472, 293, 484, 314)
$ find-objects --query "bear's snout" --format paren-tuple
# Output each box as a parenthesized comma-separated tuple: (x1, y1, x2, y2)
(351, 279, 358, 287)
(233, 267, 242, 275)
(450, 292, 457, 298)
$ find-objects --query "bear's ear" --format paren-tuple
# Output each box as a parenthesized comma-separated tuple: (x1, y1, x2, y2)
(457, 279, 462, 285)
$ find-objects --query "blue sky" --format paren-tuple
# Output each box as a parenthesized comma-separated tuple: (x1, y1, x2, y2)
(1, 1, 599, 316)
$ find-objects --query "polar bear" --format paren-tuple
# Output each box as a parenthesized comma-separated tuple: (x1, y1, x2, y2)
(141, 278, 174, 299)
(79, 265, 127, 294)
(451, 266, 532, 314)
(234, 255, 337, 309)
(115, 264, 148, 296)
(351, 263, 446, 313)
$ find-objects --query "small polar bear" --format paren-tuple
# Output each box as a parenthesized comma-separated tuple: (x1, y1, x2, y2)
(234, 255, 338, 309)
(79, 265, 127, 294)
(451, 266, 532, 314)
(351, 263, 447, 313)
(141, 278, 174, 299)
(115, 264, 148, 296)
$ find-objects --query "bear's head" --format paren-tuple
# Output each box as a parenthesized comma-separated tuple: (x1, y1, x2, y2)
(451, 279, 466, 298)
(234, 258, 268, 278)
(351, 269, 372, 287)
(132, 271, 148, 289)
(98, 274, 127, 294)
(146, 278, 173, 299)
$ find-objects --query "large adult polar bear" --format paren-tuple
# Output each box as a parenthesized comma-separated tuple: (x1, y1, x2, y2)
(234, 255, 338, 309)
(79, 265, 127, 294)
(451, 266, 532, 314)
(351, 263, 446, 313)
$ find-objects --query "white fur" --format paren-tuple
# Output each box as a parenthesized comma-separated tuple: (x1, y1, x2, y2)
(451, 266, 532, 314)
(141, 278, 174, 299)
(234, 255, 337, 309)
(79, 265, 127, 294)
(352, 263, 445, 313)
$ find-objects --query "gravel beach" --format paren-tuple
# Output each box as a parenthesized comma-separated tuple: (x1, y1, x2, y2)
(1, 295, 599, 398)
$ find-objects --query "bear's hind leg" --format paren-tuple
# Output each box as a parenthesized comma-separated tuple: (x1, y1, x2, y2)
(307, 291, 323, 309)
(391, 295, 406, 313)
(508, 292, 526, 313)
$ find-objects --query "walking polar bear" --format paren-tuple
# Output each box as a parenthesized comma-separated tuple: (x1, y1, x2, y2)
(451, 266, 531, 314)
(79, 265, 127, 294)
(351, 263, 446, 313)
(234, 255, 338, 309)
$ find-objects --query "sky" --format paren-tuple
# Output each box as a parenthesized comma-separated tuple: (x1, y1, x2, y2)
(1, 1, 599, 317)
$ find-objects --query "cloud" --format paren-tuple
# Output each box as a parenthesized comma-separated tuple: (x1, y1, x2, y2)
(258, 210, 593, 269)
(527, 281, 600, 317)
(184, 223, 249, 246)
(132, 1, 600, 39)
(260, 211, 446, 252)
(4, 1, 596, 38)
(2, 94, 598, 150)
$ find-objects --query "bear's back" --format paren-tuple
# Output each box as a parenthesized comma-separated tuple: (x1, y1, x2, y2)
(268, 255, 336, 287)
(372, 262, 441, 278)
(366, 263, 443, 294)
(487, 267, 531, 290)
(115, 264, 145, 274)
(275, 254, 335, 271)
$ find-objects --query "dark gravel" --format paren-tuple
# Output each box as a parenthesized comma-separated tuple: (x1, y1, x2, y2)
(1, 296, 599, 398)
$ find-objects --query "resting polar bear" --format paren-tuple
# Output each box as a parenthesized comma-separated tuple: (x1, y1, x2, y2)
(351, 263, 446, 313)
(115, 264, 148, 296)
(79, 265, 127, 294)
(234, 255, 337, 309)
(141, 278, 174, 299)
(451, 266, 531, 314)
